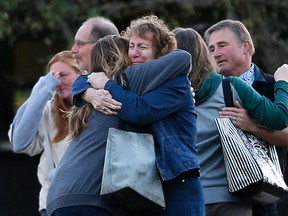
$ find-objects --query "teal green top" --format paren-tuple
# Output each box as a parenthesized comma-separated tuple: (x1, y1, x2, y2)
(195, 72, 288, 130)
(194, 72, 288, 205)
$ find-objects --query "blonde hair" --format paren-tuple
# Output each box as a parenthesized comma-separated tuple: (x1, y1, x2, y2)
(47, 51, 81, 142)
(122, 15, 176, 57)
(68, 35, 130, 139)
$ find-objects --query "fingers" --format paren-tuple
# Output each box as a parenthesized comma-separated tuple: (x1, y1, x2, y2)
(219, 107, 241, 121)
(96, 95, 122, 108)
(93, 96, 121, 113)
(219, 111, 236, 120)
(219, 107, 238, 116)
(94, 101, 121, 111)
(87, 72, 109, 89)
(87, 73, 98, 87)
(51, 70, 60, 79)
(86, 89, 122, 112)
(234, 101, 243, 109)
(99, 106, 118, 116)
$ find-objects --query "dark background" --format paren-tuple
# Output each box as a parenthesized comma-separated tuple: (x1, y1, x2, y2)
(0, 148, 41, 216)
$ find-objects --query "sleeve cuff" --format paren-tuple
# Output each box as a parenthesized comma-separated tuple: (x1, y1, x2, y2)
(72, 75, 92, 107)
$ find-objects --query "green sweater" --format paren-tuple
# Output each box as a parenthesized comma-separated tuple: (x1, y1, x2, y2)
(195, 72, 288, 130)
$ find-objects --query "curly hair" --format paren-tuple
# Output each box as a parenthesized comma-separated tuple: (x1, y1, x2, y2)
(122, 15, 176, 58)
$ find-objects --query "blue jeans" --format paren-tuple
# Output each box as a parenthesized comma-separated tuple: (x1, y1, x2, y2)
(160, 170, 205, 216)
(51, 206, 113, 216)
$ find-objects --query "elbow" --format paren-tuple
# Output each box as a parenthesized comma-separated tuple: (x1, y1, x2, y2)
(8, 128, 20, 152)
(10, 138, 25, 153)
(10, 133, 29, 153)
(8, 126, 37, 155)
(11, 145, 23, 153)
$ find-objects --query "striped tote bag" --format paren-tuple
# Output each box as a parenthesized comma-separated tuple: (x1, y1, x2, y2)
(215, 117, 288, 204)
(215, 79, 288, 204)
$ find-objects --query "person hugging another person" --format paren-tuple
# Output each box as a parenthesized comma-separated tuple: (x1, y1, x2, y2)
(47, 15, 204, 216)
(83, 15, 205, 215)
(48, 15, 205, 216)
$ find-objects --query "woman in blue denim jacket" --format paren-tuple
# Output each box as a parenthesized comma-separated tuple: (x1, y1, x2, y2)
(72, 16, 205, 216)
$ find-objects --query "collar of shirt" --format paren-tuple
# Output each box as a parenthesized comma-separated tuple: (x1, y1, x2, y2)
(239, 64, 255, 85)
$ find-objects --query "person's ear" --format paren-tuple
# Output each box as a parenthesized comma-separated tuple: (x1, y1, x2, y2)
(243, 40, 250, 54)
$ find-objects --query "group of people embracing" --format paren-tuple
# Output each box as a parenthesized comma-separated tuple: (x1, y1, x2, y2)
(9, 14, 288, 216)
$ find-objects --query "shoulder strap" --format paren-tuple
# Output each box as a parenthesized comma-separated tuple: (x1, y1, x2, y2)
(222, 78, 234, 107)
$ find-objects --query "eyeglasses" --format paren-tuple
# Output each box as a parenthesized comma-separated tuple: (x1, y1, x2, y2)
(74, 40, 97, 47)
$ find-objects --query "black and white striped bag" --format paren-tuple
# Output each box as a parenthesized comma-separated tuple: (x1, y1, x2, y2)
(215, 79, 288, 204)
(215, 117, 288, 204)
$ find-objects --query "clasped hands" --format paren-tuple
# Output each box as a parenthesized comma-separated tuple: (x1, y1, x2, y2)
(85, 72, 121, 115)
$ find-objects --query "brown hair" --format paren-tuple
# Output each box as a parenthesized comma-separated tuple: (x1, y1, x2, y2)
(173, 27, 218, 90)
(122, 15, 176, 58)
(47, 51, 81, 142)
(68, 35, 130, 139)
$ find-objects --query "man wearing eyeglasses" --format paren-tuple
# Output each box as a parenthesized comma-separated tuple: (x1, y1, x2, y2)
(71, 16, 119, 71)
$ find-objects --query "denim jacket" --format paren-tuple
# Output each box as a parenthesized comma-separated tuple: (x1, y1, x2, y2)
(106, 75, 198, 181)
(72, 50, 199, 181)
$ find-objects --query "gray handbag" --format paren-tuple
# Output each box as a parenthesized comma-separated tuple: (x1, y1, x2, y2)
(100, 127, 166, 215)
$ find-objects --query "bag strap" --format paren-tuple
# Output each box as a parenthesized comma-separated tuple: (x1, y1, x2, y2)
(222, 78, 234, 107)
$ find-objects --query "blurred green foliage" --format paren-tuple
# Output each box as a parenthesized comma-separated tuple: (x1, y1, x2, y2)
(1, 0, 287, 50)
(0, 0, 100, 44)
